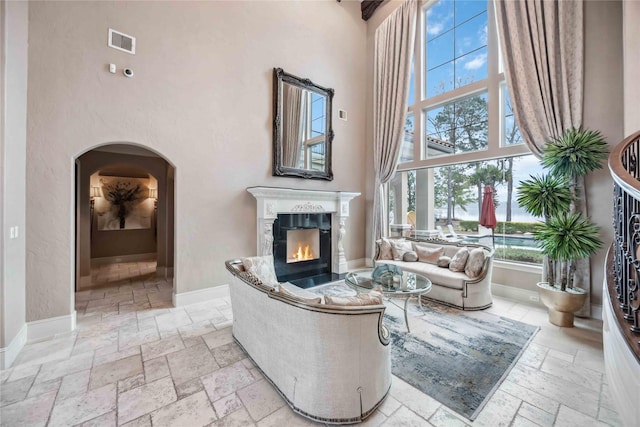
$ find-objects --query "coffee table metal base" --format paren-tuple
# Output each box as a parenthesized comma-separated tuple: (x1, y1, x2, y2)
(384, 292, 425, 333)
(344, 269, 432, 333)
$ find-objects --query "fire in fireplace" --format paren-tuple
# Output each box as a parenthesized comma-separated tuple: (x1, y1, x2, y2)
(287, 229, 320, 263)
(273, 213, 331, 283)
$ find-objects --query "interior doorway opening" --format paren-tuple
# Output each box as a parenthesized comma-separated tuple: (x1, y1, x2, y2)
(75, 144, 175, 292)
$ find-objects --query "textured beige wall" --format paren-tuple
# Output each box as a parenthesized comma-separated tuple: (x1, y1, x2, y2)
(2, 0, 28, 350)
(583, 0, 623, 310)
(624, 1, 640, 135)
(26, 1, 367, 321)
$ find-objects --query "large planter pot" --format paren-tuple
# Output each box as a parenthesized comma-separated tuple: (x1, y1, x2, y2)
(537, 282, 587, 327)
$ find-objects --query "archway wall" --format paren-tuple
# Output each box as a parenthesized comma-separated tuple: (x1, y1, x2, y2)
(77, 150, 170, 288)
(25, 1, 369, 323)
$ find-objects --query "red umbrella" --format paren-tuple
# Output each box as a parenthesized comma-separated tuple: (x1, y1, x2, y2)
(479, 185, 497, 246)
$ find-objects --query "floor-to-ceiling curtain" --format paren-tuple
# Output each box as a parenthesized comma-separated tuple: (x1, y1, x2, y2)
(372, 0, 417, 242)
(282, 85, 304, 168)
(496, 0, 591, 316)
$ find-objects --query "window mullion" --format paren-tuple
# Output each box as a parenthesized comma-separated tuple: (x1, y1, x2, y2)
(486, 0, 500, 151)
(414, 1, 425, 162)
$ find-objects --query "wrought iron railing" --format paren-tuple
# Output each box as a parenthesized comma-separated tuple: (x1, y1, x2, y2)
(609, 130, 640, 359)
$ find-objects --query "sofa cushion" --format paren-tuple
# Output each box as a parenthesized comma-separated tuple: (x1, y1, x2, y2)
(465, 248, 487, 278)
(378, 238, 394, 260)
(377, 260, 467, 290)
(390, 240, 413, 261)
(443, 246, 462, 258)
(449, 247, 470, 272)
(437, 256, 451, 268)
(242, 255, 278, 288)
(403, 251, 418, 262)
(325, 286, 384, 306)
(276, 284, 323, 304)
(414, 244, 443, 264)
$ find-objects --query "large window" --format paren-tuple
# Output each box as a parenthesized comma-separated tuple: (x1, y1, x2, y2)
(425, 92, 488, 158)
(425, 0, 488, 98)
(389, 155, 544, 264)
(390, 0, 538, 265)
(398, 0, 526, 167)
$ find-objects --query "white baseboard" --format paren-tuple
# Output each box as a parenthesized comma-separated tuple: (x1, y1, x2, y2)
(173, 284, 230, 307)
(492, 283, 545, 307)
(492, 283, 603, 319)
(347, 258, 369, 270)
(91, 253, 157, 266)
(27, 311, 76, 343)
(0, 324, 27, 370)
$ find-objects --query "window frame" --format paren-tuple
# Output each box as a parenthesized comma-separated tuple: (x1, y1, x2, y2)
(398, 0, 530, 173)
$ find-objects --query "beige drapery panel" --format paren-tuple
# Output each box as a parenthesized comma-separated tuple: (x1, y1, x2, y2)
(372, 0, 417, 242)
(496, 0, 591, 316)
(495, 0, 583, 157)
(282, 85, 304, 168)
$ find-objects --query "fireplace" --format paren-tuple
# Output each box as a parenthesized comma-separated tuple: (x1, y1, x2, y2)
(247, 187, 360, 287)
(273, 213, 331, 283)
(286, 229, 319, 263)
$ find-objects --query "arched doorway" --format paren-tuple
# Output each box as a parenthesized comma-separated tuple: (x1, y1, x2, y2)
(74, 143, 175, 295)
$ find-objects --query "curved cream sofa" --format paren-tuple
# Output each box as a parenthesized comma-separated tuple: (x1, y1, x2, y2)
(374, 238, 494, 310)
(225, 259, 391, 424)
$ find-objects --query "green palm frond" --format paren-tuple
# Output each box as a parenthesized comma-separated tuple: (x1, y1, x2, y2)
(541, 127, 609, 179)
(533, 213, 602, 261)
(516, 174, 572, 218)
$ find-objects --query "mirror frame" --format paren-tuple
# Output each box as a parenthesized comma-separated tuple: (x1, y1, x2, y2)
(272, 67, 334, 181)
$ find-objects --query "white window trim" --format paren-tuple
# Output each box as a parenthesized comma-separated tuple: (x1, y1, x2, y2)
(399, 0, 531, 173)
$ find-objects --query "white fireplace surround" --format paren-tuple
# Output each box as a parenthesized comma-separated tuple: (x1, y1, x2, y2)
(247, 187, 360, 274)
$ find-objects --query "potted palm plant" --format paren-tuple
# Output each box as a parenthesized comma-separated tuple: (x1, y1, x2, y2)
(517, 127, 608, 327)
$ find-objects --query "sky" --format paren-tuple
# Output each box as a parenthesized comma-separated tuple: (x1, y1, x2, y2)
(408, 0, 489, 105)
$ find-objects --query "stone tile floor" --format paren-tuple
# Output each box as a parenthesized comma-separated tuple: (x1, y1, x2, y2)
(0, 262, 623, 426)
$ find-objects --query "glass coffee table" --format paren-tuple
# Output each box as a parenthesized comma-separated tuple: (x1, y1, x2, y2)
(345, 268, 432, 332)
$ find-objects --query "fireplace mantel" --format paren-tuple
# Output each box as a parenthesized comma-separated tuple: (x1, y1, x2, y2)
(247, 187, 360, 274)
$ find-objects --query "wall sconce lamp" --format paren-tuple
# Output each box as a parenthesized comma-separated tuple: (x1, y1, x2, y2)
(149, 188, 158, 210)
(90, 186, 102, 209)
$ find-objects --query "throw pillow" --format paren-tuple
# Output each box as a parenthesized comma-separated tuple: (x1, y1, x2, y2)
(414, 245, 444, 264)
(242, 255, 279, 288)
(403, 251, 418, 262)
(325, 286, 383, 306)
(277, 285, 322, 304)
(465, 247, 487, 278)
(378, 238, 393, 260)
(437, 256, 451, 268)
(390, 240, 413, 261)
(449, 247, 470, 272)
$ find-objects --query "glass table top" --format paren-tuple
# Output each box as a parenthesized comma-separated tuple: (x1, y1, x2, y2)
(345, 268, 432, 295)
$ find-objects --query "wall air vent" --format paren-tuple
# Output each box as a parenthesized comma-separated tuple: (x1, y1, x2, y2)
(108, 29, 136, 54)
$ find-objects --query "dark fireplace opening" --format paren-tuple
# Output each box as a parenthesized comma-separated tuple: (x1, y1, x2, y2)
(273, 213, 331, 284)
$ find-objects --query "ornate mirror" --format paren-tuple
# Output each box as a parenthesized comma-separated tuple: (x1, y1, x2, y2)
(273, 68, 334, 181)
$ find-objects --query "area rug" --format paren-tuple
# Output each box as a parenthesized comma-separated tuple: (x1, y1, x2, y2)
(308, 281, 539, 420)
(384, 301, 539, 420)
